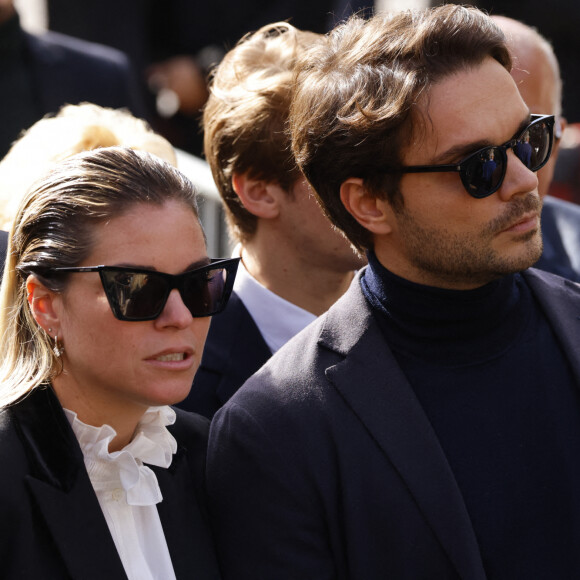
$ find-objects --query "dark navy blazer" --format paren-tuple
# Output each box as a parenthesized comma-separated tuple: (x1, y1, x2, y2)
(178, 291, 271, 419)
(0, 22, 146, 157)
(537, 195, 580, 281)
(23, 28, 145, 120)
(207, 268, 580, 580)
(0, 386, 220, 579)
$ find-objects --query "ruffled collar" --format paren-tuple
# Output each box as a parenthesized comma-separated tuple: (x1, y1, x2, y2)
(64, 406, 177, 506)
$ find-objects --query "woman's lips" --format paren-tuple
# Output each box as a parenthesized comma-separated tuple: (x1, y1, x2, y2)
(146, 348, 194, 369)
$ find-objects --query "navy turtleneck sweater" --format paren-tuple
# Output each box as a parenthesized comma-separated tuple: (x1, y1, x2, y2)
(361, 251, 580, 579)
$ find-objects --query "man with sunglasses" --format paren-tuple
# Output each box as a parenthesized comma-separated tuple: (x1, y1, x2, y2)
(207, 6, 580, 580)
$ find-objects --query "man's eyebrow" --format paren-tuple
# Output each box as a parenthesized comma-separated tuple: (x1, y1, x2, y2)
(430, 140, 494, 165)
(430, 113, 532, 165)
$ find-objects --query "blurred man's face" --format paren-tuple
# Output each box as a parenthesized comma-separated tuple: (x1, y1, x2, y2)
(0, 0, 14, 23)
(495, 17, 564, 198)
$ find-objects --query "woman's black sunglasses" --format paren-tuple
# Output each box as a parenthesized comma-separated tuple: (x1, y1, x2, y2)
(45, 258, 240, 321)
(384, 114, 555, 199)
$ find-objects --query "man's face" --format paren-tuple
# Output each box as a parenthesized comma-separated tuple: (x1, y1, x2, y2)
(376, 57, 543, 289)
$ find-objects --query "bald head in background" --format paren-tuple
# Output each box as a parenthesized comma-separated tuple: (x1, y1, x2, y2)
(493, 15, 580, 281)
(492, 15, 565, 197)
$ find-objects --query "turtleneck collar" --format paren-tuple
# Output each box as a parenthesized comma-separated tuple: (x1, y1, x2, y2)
(361, 250, 532, 366)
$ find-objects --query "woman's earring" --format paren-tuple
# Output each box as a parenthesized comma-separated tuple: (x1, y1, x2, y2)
(53, 334, 64, 358)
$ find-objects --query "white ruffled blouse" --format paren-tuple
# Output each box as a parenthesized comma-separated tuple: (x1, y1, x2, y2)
(64, 406, 178, 580)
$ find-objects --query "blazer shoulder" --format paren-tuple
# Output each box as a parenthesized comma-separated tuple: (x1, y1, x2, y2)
(204, 292, 269, 355)
(0, 405, 30, 481)
(25, 29, 131, 70)
(170, 407, 210, 442)
(23, 29, 146, 118)
(524, 267, 580, 296)
(237, 274, 375, 404)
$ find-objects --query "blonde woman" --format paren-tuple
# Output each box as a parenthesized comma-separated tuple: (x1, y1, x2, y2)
(0, 146, 237, 579)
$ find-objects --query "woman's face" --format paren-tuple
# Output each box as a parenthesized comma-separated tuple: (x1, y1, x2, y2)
(49, 200, 210, 429)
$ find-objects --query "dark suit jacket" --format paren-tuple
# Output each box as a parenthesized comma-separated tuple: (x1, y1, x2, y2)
(0, 21, 146, 158)
(207, 268, 580, 580)
(0, 386, 220, 579)
(537, 195, 580, 281)
(21, 28, 145, 124)
(179, 291, 272, 418)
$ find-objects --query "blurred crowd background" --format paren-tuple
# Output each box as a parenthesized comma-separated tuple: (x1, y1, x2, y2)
(8, 0, 580, 241)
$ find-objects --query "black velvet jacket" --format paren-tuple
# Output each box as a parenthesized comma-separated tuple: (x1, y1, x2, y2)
(0, 386, 220, 579)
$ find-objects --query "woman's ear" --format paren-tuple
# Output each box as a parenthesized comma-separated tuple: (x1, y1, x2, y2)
(26, 275, 61, 334)
(340, 178, 393, 235)
(232, 172, 281, 219)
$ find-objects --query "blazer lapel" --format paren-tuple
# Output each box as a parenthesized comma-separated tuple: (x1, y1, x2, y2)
(524, 268, 580, 381)
(154, 448, 221, 580)
(203, 292, 272, 404)
(14, 387, 127, 580)
(321, 279, 486, 580)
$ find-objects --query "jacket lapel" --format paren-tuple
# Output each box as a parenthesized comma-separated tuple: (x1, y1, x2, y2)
(202, 291, 272, 404)
(14, 387, 127, 580)
(320, 277, 486, 580)
(154, 449, 221, 580)
(524, 268, 580, 381)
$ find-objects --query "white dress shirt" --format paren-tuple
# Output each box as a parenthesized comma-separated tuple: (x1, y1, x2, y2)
(64, 406, 178, 580)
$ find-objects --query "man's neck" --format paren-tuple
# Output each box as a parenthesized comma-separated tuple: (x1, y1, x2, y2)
(240, 239, 355, 316)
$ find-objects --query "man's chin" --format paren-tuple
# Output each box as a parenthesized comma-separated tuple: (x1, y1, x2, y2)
(512, 233, 544, 272)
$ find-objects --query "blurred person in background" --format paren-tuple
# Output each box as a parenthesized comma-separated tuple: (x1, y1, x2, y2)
(42, 0, 374, 155)
(0, 0, 144, 158)
(0, 102, 177, 282)
(0, 102, 176, 231)
(492, 15, 580, 281)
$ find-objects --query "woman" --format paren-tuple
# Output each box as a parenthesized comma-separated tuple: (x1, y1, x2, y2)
(0, 146, 238, 579)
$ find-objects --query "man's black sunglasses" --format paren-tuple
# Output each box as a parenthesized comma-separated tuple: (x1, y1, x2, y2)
(45, 258, 240, 321)
(384, 114, 555, 199)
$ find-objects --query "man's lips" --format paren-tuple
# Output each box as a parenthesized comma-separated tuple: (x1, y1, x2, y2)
(487, 192, 542, 236)
(500, 212, 539, 234)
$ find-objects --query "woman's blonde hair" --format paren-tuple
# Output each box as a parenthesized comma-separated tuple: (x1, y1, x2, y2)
(0, 102, 177, 230)
(0, 146, 201, 408)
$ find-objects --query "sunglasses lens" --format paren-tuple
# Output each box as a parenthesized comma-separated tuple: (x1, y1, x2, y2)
(99, 261, 236, 321)
(460, 148, 504, 198)
(515, 120, 552, 171)
(101, 270, 168, 320)
(182, 267, 228, 317)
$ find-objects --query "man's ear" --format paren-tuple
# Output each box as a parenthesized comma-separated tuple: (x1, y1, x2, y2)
(26, 275, 62, 334)
(340, 178, 393, 235)
(232, 172, 281, 219)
